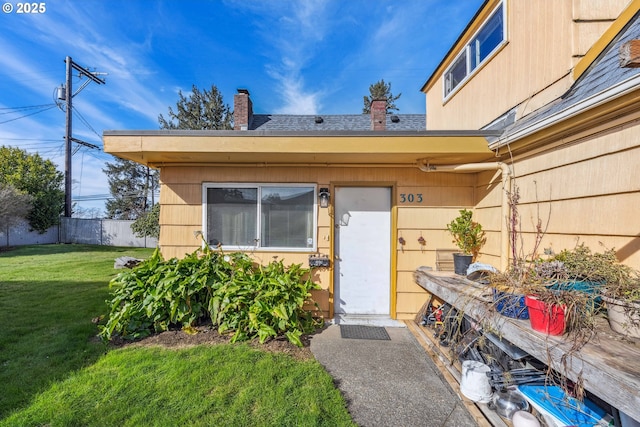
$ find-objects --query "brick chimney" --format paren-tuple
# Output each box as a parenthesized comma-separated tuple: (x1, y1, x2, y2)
(233, 89, 253, 130)
(620, 40, 640, 68)
(371, 98, 386, 131)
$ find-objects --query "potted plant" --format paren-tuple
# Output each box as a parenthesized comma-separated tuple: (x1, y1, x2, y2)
(446, 209, 486, 275)
(487, 246, 607, 330)
(529, 245, 638, 338)
(543, 245, 619, 295)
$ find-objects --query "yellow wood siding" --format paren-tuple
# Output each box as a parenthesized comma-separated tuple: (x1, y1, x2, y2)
(160, 183, 201, 205)
(572, 0, 627, 56)
(573, 21, 616, 57)
(159, 204, 202, 225)
(572, 0, 627, 20)
(500, 118, 640, 267)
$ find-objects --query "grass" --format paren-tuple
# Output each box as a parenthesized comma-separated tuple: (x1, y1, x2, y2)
(0, 244, 354, 426)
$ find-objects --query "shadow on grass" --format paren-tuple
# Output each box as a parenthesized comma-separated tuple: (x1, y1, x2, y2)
(0, 277, 113, 419)
(0, 244, 157, 419)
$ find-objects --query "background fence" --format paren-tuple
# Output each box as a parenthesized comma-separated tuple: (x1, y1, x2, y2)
(1, 218, 157, 248)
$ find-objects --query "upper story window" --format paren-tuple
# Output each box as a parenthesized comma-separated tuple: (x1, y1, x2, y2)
(444, 2, 505, 98)
(204, 183, 317, 251)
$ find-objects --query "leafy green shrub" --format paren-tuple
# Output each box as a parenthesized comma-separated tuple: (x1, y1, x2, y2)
(99, 246, 322, 346)
(446, 209, 486, 261)
(131, 203, 160, 239)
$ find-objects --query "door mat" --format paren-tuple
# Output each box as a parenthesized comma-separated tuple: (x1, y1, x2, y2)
(340, 325, 391, 340)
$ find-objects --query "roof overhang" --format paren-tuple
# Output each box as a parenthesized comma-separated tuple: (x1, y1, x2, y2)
(103, 130, 499, 168)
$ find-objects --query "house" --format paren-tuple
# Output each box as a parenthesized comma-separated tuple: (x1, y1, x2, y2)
(104, 96, 497, 324)
(104, 0, 640, 327)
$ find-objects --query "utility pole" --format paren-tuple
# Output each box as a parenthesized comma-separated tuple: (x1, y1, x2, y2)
(64, 57, 72, 218)
(61, 56, 105, 217)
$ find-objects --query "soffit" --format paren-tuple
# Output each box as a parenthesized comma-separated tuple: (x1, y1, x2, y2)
(103, 132, 496, 168)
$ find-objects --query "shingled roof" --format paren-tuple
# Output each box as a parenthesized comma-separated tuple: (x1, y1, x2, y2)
(233, 90, 426, 132)
(248, 113, 426, 131)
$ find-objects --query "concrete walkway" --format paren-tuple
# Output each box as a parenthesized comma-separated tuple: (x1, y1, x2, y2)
(309, 324, 478, 427)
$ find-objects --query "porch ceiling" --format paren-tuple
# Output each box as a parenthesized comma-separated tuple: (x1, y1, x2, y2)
(103, 131, 497, 168)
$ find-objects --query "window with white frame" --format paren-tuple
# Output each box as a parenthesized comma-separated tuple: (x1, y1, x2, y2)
(204, 184, 316, 250)
(444, 2, 505, 98)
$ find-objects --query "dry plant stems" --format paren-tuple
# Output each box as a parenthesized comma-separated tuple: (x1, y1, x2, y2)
(496, 243, 640, 401)
(506, 183, 548, 269)
(507, 186, 520, 269)
(490, 186, 607, 400)
(531, 181, 551, 262)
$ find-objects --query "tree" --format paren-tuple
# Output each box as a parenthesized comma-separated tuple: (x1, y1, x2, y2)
(112, 83, 233, 232)
(131, 203, 160, 239)
(0, 146, 64, 232)
(103, 159, 158, 220)
(158, 84, 233, 130)
(0, 184, 33, 228)
(362, 79, 402, 114)
(106, 84, 231, 228)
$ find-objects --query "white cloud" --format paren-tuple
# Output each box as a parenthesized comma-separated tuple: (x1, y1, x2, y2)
(269, 72, 322, 115)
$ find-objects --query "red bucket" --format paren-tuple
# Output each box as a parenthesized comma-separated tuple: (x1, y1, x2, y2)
(524, 295, 565, 336)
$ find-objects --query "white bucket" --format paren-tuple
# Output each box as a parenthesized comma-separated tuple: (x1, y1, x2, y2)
(603, 296, 640, 339)
(460, 360, 493, 403)
(512, 410, 541, 427)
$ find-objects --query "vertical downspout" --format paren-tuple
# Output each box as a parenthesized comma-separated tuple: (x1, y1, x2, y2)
(418, 161, 512, 271)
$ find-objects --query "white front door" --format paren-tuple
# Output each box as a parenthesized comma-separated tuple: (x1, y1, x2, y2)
(334, 187, 391, 316)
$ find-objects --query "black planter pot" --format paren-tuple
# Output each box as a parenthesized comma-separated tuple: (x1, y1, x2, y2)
(453, 253, 473, 275)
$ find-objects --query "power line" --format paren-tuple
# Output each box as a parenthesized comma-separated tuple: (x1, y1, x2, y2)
(0, 137, 62, 142)
(2, 141, 63, 148)
(39, 145, 66, 157)
(83, 150, 113, 162)
(0, 103, 57, 113)
(0, 104, 57, 124)
(72, 192, 160, 202)
(72, 106, 102, 139)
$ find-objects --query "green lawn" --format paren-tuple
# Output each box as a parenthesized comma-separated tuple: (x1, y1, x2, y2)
(0, 244, 354, 426)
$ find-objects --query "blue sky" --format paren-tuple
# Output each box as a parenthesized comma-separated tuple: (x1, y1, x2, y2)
(0, 0, 483, 216)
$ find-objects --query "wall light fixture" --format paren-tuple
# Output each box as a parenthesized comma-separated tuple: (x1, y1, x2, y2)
(318, 187, 330, 208)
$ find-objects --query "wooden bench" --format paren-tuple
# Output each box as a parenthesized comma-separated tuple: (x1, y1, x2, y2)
(413, 269, 640, 422)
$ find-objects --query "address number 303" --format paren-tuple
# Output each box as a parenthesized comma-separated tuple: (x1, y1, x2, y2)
(399, 193, 423, 203)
